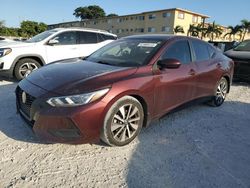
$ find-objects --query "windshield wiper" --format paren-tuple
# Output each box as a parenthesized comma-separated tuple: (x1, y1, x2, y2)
(96, 61, 114, 66)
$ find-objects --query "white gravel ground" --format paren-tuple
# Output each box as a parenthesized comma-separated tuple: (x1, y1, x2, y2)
(0, 78, 250, 188)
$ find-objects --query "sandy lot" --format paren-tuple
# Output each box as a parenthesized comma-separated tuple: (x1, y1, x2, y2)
(0, 78, 250, 188)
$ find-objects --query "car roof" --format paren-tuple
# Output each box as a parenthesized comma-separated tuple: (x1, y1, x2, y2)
(51, 27, 117, 37)
(123, 34, 192, 41)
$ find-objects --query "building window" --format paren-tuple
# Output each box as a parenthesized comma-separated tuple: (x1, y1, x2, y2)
(178, 12, 185, 19)
(130, 29, 134, 32)
(148, 14, 156, 20)
(116, 29, 122, 33)
(138, 16, 145, 20)
(117, 18, 122, 23)
(108, 19, 112, 24)
(162, 26, 170, 32)
(136, 28, 144, 33)
(192, 16, 198, 23)
(148, 27, 156, 32)
(130, 17, 134, 20)
(163, 12, 171, 18)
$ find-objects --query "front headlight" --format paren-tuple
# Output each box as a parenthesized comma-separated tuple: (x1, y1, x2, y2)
(46, 88, 110, 107)
(0, 48, 12, 57)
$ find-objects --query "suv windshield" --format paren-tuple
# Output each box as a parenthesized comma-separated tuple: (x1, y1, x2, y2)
(27, 30, 57, 43)
(234, 40, 250, 51)
(87, 39, 163, 67)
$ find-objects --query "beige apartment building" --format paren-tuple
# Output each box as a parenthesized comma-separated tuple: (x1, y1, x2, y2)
(48, 8, 209, 37)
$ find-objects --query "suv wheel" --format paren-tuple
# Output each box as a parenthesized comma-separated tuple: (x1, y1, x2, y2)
(101, 96, 144, 146)
(14, 58, 41, 80)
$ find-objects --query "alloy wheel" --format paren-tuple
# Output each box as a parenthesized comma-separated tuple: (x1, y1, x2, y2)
(111, 104, 141, 143)
(19, 62, 39, 78)
(215, 78, 228, 105)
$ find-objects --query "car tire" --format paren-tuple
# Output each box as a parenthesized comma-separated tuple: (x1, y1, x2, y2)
(101, 96, 144, 146)
(208, 77, 228, 107)
(14, 58, 41, 80)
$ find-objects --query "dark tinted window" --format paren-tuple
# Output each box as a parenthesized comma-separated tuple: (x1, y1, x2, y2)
(162, 40, 191, 64)
(192, 40, 210, 61)
(79, 31, 98, 44)
(53, 32, 77, 45)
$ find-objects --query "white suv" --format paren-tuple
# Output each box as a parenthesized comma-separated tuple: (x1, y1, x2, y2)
(0, 28, 117, 80)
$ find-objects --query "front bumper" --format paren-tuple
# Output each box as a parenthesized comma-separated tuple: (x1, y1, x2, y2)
(16, 81, 107, 144)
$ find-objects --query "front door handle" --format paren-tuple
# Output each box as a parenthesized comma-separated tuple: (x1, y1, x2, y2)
(189, 69, 196, 76)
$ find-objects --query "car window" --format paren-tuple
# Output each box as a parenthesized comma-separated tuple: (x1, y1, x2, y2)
(192, 40, 210, 61)
(207, 44, 217, 59)
(87, 39, 163, 67)
(53, 32, 77, 45)
(234, 40, 250, 51)
(79, 31, 98, 44)
(27, 30, 58, 43)
(161, 40, 191, 64)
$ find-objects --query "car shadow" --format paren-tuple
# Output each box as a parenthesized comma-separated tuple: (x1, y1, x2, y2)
(126, 101, 250, 188)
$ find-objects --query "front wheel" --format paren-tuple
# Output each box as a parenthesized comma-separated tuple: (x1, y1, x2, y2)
(209, 77, 228, 107)
(14, 58, 41, 80)
(101, 96, 144, 146)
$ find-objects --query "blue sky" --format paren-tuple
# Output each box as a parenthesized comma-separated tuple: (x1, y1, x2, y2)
(1, 0, 250, 27)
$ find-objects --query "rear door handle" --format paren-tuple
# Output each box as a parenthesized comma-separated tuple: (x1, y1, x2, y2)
(188, 69, 196, 76)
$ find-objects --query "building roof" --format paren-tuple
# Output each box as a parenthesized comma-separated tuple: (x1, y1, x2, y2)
(48, 7, 210, 26)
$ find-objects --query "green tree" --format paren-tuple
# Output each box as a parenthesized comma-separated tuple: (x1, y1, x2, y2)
(187, 24, 202, 37)
(241, 19, 250, 41)
(20, 20, 47, 37)
(204, 21, 223, 41)
(107, 13, 118, 17)
(224, 25, 243, 41)
(174, 25, 184, 34)
(73, 5, 106, 20)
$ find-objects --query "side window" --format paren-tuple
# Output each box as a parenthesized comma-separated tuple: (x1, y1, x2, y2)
(207, 44, 217, 59)
(53, 32, 77, 45)
(192, 40, 210, 61)
(79, 32, 98, 44)
(162, 40, 191, 64)
(98, 34, 116, 42)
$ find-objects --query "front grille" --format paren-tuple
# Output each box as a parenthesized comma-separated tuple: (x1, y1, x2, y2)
(16, 87, 36, 119)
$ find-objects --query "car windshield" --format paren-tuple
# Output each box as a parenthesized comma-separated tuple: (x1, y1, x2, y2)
(87, 39, 163, 67)
(234, 40, 250, 51)
(27, 30, 57, 43)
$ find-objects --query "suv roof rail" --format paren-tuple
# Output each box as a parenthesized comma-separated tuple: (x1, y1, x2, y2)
(53, 27, 116, 36)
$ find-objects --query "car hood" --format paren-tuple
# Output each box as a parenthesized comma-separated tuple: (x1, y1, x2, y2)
(224, 49, 250, 59)
(0, 41, 35, 48)
(25, 58, 138, 95)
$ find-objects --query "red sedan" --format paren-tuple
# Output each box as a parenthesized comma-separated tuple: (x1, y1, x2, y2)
(16, 35, 234, 146)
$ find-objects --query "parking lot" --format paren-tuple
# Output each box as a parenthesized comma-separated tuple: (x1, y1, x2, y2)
(0, 77, 250, 188)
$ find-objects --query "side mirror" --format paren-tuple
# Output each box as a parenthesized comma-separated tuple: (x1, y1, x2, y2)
(158, 58, 181, 69)
(47, 39, 59, 45)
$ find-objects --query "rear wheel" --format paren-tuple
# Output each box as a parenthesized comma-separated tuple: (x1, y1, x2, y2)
(101, 96, 144, 146)
(14, 58, 41, 80)
(209, 77, 228, 107)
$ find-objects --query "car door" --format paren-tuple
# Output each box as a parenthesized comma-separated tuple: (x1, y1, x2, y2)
(190, 39, 221, 98)
(154, 39, 198, 116)
(77, 31, 111, 57)
(45, 31, 79, 63)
